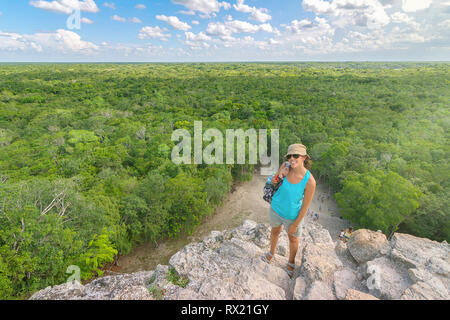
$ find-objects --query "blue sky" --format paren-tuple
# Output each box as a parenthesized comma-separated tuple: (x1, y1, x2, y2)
(0, 0, 449, 61)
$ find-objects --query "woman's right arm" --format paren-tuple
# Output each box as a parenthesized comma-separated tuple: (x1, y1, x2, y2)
(271, 163, 286, 185)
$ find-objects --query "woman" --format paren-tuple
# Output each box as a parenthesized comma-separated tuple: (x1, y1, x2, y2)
(262, 143, 316, 277)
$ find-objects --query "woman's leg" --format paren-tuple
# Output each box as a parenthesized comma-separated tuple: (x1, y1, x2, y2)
(287, 234, 299, 270)
(266, 225, 282, 261)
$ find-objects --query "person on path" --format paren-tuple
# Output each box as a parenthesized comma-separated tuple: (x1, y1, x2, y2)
(261, 144, 316, 277)
(343, 227, 353, 243)
(339, 230, 345, 241)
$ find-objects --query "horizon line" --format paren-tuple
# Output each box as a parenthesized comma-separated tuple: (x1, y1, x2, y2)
(0, 60, 449, 64)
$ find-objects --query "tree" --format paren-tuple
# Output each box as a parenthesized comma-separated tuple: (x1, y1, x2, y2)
(335, 170, 422, 236)
(164, 172, 212, 237)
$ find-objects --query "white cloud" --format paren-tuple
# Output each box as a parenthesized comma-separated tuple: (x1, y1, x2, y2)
(0, 31, 28, 51)
(391, 11, 420, 29)
(302, 0, 333, 15)
(206, 22, 232, 36)
(185, 31, 211, 41)
(156, 15, 192, 31)
(218, 35, 268, 50)
(206, 19, 275, 37)
(302, 0, 390, 29)
(111, 14, 142, 24)
(344, 26, 426, 52)
(103, 2, 115, 10)
(185, 40, 210, 50)
(29, 0, 99, 14)
(129, 17, 142, 24)
(233, 0, 271, 23)
(0, 29, 98, 54)
(438, 19, 450, 29)
(402, 0, 432, 12)
(192, 20, 200, 25)
(171, 0, 231, 15)
(138, 26, 171, 41)
(111, 14, 126, 22)
(179, 10, 196, 15)
(183, 32, 212, 50)
(81, 17, 93, 24)
(135, 4, 146, 10)
(280, 17, 335, 52)
(285, 19, 315, 33)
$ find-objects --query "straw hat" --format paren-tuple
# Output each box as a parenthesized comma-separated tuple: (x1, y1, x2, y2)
(284, 144, 310, 158)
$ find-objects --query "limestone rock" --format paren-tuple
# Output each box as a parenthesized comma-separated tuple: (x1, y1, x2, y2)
(333, 268, 359, 300)
(304, 280, 335, 300)
(390, 232, 449, 270)
(30, 271, 154, 300)
(401, 277, 449, 300)
(335, 241, 358, 269)
(28, 219, 449, 301)
(293, 276, 307, 300)
(426, 255, 450, 277)
(300, 242, 343, 285)
(347, 229, 390, 264)
(29, 281, 85, 300)
(344, 289, 379, 300)
(408, 267, 432, 283)
(364, 257, 412, 300)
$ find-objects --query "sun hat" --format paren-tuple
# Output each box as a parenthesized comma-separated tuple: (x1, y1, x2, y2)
(285, 143, 310, 158)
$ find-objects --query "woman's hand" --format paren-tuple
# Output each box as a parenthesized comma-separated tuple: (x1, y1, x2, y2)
(279, 166, 289, 179)
(288, 223, 298, 236)
(272, 162, 288, 185)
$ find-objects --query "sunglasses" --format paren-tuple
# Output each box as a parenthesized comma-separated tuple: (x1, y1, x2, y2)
(286, 154, 302, 159)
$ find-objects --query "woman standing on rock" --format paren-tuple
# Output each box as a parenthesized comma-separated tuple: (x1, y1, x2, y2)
(262, 144, 316, 277)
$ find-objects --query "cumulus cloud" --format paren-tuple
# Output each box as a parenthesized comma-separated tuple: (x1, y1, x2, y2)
(390, 11, 420, 30)
(402, 0, 432, 12)
(0, 29, 98, 54)
(156, 15, 192, 31)
(129, 17, 142, 24)
(343, 26, 426, 52)
(218, 35, 268, 50)
(233, 0, 271, 23)
(81, 17, 93, 24)
(111, 14, 142, 24)
(135, 4, 146, 10)
(138, 26, 171, 41)
(302, 0, 390, 29)
(179, 10, 196, 15)
(171, 0, 231, 15)
(277, 17, 336, 53)
(206, 19, 275, 37)
(29, 0, 99, 14)
(438, 19, 450, 29)
(185, 31, 211, 41)
(103, 2, 115, 10)
(111, 14, 126, 22)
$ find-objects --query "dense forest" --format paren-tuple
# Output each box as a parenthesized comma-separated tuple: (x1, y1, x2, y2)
(0, 62, 448, 299)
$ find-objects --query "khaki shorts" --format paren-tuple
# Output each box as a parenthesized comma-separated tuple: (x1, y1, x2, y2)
(269, 206, 303, 238)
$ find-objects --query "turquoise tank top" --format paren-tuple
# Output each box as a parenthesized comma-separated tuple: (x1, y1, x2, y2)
(271, 170, 310, 220)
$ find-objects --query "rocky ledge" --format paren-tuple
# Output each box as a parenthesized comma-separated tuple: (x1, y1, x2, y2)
(30, 219, 449, 300)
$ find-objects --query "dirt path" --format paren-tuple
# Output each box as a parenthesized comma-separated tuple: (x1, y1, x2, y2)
(108, 172, 352, 274)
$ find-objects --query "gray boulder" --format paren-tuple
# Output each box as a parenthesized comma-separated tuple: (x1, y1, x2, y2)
(347, 229, 390, 264)
(363, 257, 412, 300)
(28, 219, 449, 300)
